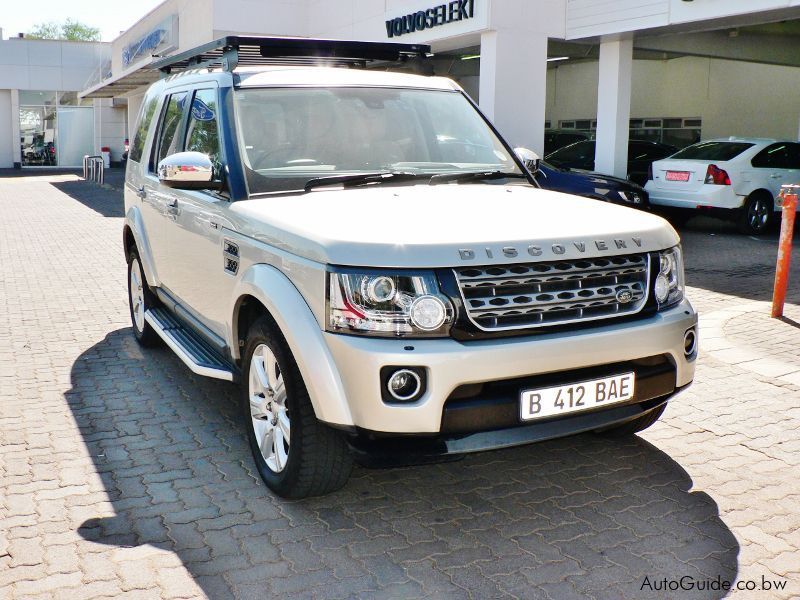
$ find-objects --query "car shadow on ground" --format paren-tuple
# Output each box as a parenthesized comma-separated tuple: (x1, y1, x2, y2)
(49, 180, 124, 218)
(68, 328, 739, 598)
(673, 215, 800, 305)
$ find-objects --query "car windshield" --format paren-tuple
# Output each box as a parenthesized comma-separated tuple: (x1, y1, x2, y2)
(234, 87, 522, 194)
(670, 141, 754, 161)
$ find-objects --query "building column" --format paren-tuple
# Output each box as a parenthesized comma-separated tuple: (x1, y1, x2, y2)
(10, 89, 21, 168)
(479, 29, 548, 156)
(594, 37, 633, 178)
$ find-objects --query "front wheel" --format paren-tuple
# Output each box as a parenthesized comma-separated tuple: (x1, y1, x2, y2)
(241, 317, 353, 498)
(737, 193, 774, 235)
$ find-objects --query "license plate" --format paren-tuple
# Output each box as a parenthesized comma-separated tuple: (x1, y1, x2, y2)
(520, 373, 635, 422)
(665, 171, 691, 182)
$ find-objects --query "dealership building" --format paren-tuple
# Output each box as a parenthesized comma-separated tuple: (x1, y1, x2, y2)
(3, 0, 800, 176)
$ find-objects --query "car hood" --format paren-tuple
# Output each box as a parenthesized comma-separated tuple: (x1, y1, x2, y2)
(570, 169, 644, 190)
(231, 184, 678, 268)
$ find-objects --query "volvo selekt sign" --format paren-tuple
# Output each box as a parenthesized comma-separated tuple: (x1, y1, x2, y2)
(386, 0, 475, 38)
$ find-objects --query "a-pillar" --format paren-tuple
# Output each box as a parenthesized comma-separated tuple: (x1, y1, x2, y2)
(595, 36, 633, 178)
(479, 29, 548, 156)
(127, 93, 144, 144)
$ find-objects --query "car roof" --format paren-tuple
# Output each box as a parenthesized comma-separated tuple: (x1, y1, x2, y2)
(545, 130, 588, 135)
(554, 139, 668, 148)
(159, 66, 461, 92)
(704, 137, 786, 144)
(235, 66, 461, 91)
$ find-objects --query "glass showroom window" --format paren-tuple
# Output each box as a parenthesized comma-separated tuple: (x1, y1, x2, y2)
(19, 90, 94, 167)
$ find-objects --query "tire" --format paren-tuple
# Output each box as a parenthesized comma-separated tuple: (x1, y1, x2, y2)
(596, 403, 667, 437)
(737, 193, 775, 235)
(127, 250, 161, 347)
(241, 316, 353, 498)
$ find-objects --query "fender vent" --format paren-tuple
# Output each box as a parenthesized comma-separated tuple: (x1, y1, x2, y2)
(223, 239, 239, 275)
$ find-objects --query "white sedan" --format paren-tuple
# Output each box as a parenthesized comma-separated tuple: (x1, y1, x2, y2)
(645, 138, 800, 234)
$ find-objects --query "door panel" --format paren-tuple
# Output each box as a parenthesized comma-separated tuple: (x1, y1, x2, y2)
(142, 90, 190, 284)
(777, 144, 800, 203)
(750, 143, 800, 202)
(162, 87, 234, 340)
(166, 194, 234, 338)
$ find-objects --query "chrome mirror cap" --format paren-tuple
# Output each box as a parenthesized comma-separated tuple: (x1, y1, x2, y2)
(158, 151, 214, 189)
(514, 147, 541, 175)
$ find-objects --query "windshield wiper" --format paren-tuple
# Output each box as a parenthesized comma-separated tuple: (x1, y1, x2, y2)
(304, 171, 427, 192)
(430, 170, 528, 185)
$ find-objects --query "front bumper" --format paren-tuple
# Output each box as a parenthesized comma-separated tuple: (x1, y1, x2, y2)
(646, 183, 743, 210)
(322, 299, 697, 434)
(348, 394, 675, 465)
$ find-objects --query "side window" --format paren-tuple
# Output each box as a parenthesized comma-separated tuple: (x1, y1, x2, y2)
(129, 91, 159, 164)
(752, 143, 790, 169)
(628, 142, 651, 161)
(787, 143, 800, 170)
(150, 91, 188, 172)
(185, 89, 221, 173)
(629, 142, 668, 161)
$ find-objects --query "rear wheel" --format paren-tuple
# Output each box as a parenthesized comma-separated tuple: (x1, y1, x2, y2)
(127, 251, 160, 347)
(596, 404, 667, 437)
(737, 193, 774, 235)
(241, 316, 353, 498)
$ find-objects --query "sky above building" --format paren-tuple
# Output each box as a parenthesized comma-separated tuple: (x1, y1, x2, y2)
(1, 0, 164, 41)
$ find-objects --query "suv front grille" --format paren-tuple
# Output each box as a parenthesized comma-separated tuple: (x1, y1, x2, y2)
(454, 254, 650, 331)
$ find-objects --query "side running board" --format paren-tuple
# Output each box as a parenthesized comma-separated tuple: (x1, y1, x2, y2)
(145, 308, 235, 381)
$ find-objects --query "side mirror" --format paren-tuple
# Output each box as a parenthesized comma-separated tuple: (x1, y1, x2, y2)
(158, 151, 214, 189)
(514, 147, 541, 175)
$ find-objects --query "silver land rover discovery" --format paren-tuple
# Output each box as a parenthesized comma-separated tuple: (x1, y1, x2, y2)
(123, 37, 697, 497)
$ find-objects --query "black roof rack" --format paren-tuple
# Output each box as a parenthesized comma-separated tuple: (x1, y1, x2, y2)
(151, 36, 432, 74)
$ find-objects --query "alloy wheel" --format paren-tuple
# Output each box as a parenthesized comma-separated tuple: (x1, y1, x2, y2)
(130, 259, 146, 332)
(248, 344, 290, 473)
(748, 197, 770, 232)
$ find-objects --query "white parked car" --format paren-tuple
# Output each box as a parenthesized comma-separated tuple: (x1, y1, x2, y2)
(645, 138, 800, 234)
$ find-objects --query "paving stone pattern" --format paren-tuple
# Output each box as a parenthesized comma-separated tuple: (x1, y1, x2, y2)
(1, 175, 799, 599)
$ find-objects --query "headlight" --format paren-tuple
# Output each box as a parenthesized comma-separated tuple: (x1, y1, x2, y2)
(327, 270, 454, 337)
(655, 246, 685, 310)
(618, 191, 642, 204)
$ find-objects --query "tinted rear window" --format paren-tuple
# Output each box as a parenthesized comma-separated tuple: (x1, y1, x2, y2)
(670, 141, 754, 161)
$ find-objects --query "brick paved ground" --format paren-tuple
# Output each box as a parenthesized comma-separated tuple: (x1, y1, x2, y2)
(1, 175, 799, 599)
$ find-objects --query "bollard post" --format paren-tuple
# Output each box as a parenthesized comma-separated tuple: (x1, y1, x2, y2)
(771, 184, 800, 318)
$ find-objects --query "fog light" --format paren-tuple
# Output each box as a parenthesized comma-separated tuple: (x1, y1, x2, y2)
(684, 328, 697, 357)
(655, 274, 670, 303)
(387, 369, 422, 401)
(410, 295, 446, 331)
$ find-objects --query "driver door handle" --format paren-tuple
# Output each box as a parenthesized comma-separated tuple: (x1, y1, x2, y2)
(163, 197, 180, 220)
